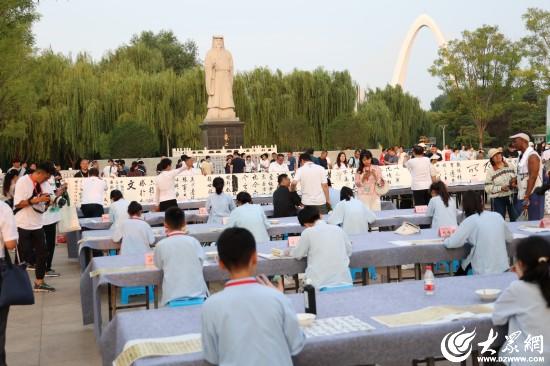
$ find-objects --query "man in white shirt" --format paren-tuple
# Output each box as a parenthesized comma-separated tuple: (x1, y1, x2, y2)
(291, 153, 331, 214)
(80, 168, 107, 218)
(0, 200, 19, 362)
(13, 162, 57, 292)
(6, 158, 25, 177)
(102, 159, 117, 178)
(268, 154, 289, 174)
(178, 155, 201, 176)
(405, 145, 437, 206)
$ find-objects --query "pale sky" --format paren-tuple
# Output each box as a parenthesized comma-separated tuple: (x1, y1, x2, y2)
(33, 0, 549, 109)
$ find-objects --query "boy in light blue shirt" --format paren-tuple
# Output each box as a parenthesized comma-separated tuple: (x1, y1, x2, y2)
(201, 227, 305, 366)
(290, 206, 353, 289)
(153, 207, 208, 306)
(227, 191, 271, 243)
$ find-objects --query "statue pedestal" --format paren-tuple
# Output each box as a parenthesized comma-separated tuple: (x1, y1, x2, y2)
(200, 119, 245, 149)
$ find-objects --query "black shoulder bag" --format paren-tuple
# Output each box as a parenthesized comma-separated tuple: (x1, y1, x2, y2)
(0, 248, 35, 307)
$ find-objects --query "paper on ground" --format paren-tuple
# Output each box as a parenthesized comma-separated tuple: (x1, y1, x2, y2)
(113, 333, 201, 366)
(371, 304, 493, 328)
(303, 316, 375, 338)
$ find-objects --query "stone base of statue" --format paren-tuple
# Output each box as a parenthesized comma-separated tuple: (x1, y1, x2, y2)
(200, 118, 244, 149)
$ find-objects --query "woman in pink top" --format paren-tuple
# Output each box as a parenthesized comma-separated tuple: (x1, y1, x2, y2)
(355, 151, 384, 211)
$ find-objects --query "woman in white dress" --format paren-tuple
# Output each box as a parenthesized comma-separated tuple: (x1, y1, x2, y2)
(332, 152, 348, 171)
(259, 153, 270, 173)
(354, 151, 384, 211)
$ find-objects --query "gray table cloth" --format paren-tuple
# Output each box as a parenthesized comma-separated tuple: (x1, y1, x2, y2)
(82, 223, 520, 339)
(79, 205, 276, 230)
(100, 272, 515, 366)
(76, 195, 274, 217)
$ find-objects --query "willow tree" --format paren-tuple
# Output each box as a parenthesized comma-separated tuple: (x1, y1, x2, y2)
(0, 0, 39, 160)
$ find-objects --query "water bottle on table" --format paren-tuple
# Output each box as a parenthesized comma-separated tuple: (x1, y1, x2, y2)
(424, 265, 435, 296)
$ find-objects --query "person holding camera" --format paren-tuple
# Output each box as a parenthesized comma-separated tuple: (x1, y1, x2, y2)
(13, 162, 57, 292)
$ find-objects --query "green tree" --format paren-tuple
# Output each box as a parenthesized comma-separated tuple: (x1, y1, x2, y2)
(522, 8, 550, 91)
(103, 30, 199, 74)
(108, 121, 160, 158)
(0, 0, 38, 159)
(429, 25, 522, 148)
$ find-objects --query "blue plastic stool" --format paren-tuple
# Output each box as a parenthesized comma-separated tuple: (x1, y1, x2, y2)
(108, 249, 117, 256)
(350, 267, 378, 281)
(368, 266, 377, 280)
(350, 267, 362, 280)
(320, 284, 354, 292)
(167, 297, 206, 308)
(435, 261, 450, 273)
(120, 286, 155, 304)
(452, 260, 460, 272)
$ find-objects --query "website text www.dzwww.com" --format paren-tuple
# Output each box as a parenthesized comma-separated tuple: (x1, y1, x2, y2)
(477, 356, 545, 363)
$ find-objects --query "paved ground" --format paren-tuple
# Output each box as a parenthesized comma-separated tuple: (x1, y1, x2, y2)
(6, 245, 100, 366)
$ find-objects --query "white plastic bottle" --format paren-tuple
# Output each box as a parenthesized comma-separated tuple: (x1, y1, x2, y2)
(424, 265, 435, 295)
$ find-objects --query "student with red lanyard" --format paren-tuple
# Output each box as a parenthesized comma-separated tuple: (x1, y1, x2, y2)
(201, 227, 305, 366)
(13, 162, 57, 292)
(112, 201, 155, 256)
(153, 207, 208, 306)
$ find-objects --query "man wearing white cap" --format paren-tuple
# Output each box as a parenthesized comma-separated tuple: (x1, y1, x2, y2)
(510, 133, 544, 220)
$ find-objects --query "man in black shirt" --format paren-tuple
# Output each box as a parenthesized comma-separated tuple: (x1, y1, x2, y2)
(273, 174, 301, 217)
(74, 159, 89, 177)
(231, 151, 245, 174)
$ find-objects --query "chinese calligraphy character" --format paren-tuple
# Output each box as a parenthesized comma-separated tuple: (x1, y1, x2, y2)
(524, 334, 544, 355)
(502, 331, 522, 353)
(478, 329, 498, 355)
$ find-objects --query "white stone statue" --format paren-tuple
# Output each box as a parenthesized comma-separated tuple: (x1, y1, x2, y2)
(204, 36, 237, 120)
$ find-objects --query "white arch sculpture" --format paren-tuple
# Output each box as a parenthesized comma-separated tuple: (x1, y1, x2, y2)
(391, 14, 446, 87)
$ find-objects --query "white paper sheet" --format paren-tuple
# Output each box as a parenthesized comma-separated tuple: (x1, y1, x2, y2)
(303, 316, 375, 338)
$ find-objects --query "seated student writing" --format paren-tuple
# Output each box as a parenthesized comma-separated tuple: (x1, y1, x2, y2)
(206, 177, 235, 224)
(227, 191, 271, 244)
(444, 191, 512, 275)
(108, 189, 129, 231)
(327, 186, 376, 235)
(112, 201, 155, 256)
(202, 227, 305, 366)
(493, 236, 550, 364)
(153, 207, 208, 306)
(426, 181, 457, 231)
(289, 206, 353, 289)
